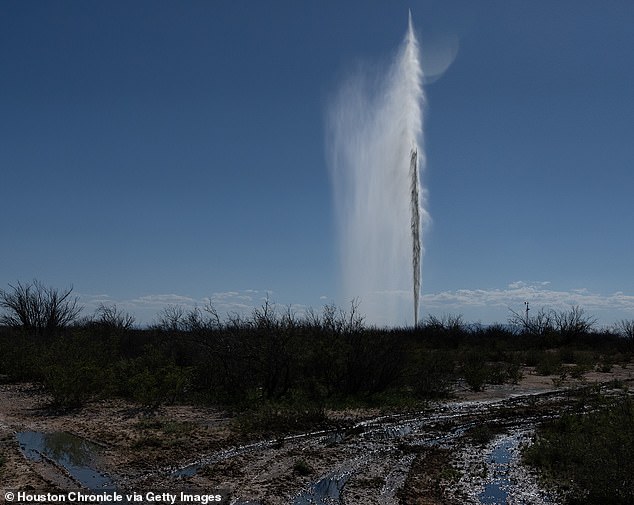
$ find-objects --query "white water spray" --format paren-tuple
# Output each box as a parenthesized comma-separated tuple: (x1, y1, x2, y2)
(328, 13, 427, 327)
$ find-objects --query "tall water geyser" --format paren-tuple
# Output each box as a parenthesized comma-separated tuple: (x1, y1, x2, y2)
(328, 13, 427, 326)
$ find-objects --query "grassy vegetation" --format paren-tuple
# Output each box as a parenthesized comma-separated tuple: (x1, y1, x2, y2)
(523, 393, 634, 504)
(131, 417, 196, 450)
(465, 423, 505, 446)
(0, 281, 632, 417)
(292, 459, 314, 476)
(234, 402, 328, 436)
(0, 307, 632, 412)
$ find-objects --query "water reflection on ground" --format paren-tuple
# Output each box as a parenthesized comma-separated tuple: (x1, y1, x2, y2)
(479, 437, 515, 504)
(17, 431, 113, 489)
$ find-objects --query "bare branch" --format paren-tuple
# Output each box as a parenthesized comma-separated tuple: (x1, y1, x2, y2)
(0, 280, 82, 336)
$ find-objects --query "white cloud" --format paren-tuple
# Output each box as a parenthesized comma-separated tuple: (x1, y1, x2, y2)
(79, 282, 634, 327)
(422, 281, 634, 324)
(132, 294, 197, 306)
(507, 280, 550, 290)
(77, 290, 276, 325)
(77, 293, 116, 314)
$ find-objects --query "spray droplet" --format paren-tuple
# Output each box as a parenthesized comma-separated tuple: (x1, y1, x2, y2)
(328, 15, 427, 326)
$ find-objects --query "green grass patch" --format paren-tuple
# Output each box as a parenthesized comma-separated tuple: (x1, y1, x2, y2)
(523, 395, 634, 504)
(134, 417, 195, 435)
(466, 424, 505, 446)
(131, 435, 164, 450)
(292, 459, 314, 476)
(535, 352, 562, 376)
(234, 402, 327, 436)
(131, 417, 196, 450)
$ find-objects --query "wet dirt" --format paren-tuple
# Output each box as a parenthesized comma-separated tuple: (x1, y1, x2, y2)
(1, 365, 633, 504)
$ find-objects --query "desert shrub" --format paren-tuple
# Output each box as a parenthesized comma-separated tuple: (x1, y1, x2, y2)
(114, 346, 192, 408)
(423, 314, 467, 336)
(522, 349, 543, 367)
(0, 331, 44, 381)
(553, 306, 597, 344)
(294, 303, 404, 400)
(614, 320, 634, 351)
(344, 329, 406, 396)
(293, 459, 314, 476)
(508, 306, 554, 338)
(309, 303, 404, 398)
(42, 333, 110, 407)
(186, 328, 257, 404)
(410, 350, 455, 399)
(572, 350, 595, 367)
(461, 352, 489, 392)
(505, 358, 524, 384)
(93, 303, 135, 331)
(558, 347, 576, 364)
(127, 365, 186, 408)
(485, 359, 524, 385)
(484, 362, 506, 385)
(569, 364, 589, 379)
(0, 280, 82, 337)
(535, 352, 562, 376)
(467, 424, 502, 446)
(524, 396, 634, 504)
(224, 301, 299, 401)
(4, 285, 634, 414)
(459, 352, 524, 392)
(43, 361, 105, 407)
(508, 306, 596, 346)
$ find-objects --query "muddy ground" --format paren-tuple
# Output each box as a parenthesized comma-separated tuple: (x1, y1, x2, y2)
(1, 364, 633, 504)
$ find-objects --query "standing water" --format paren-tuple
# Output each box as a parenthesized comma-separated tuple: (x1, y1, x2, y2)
(327, 12, 427, 326)
(17, 431, 113, 489)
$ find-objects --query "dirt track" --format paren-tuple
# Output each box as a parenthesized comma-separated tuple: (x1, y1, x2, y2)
(1, 365, 633, 504)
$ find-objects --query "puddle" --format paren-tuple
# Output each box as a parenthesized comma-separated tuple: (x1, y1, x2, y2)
(164, 391, 569, 504)
(174, 427, 346, 479)
(478, 437, 514, 504)
(293, 470, 351, 505)
(17, 431, 113, 489)
(324, 431, 346, 445)
(172, 438, 278, 478)
(373, 424, 413, 440)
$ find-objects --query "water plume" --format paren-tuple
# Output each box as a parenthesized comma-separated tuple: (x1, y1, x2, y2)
(327, 13, 427, 327)
(409, 147, 421, 327)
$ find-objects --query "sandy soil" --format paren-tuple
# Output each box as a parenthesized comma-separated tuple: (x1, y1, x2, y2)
(0, 383, 234, 494)
(1, 364, 633, 504)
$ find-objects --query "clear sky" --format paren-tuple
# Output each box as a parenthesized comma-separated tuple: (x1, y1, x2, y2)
(2, 1, 633, 327)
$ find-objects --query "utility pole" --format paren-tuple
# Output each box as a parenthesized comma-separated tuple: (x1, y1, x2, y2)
(524, 301, 530, 326)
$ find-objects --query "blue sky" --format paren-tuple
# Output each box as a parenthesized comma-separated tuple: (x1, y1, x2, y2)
(2, 1, 633, 326)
